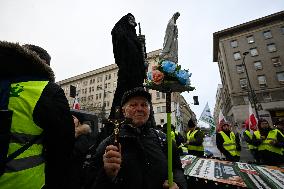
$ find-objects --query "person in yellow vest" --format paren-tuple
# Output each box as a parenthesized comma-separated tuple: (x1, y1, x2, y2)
(252, 118, 283, 165)
(274, 118, 284, 163)
(216, 122, 241, 162)
(0, 41, 75, 189)
(242, 123, 259, 163)
(185, 119, 204, 157)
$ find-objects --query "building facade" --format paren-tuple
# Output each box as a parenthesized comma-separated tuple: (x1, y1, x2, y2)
(57, 49, 194, 133)
(213, 11, 284, 125)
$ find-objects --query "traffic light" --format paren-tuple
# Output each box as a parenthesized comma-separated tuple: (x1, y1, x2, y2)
(193, 96, 199, 105)
(70, 85, 76, 98)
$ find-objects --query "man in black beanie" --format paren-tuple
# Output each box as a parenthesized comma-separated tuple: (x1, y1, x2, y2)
(92, 87, 187, 189)
(185, 119, 204, 157)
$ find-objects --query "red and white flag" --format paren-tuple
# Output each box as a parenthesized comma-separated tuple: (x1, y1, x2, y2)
(72, 97, 80, 110)
(248, 102, 258, 131)
(217, 110, 226, 132)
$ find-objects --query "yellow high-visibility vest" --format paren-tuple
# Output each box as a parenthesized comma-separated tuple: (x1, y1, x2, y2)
(254, 130, 283, 155)
(219, 131, 240, 157)
(0, 81, 48, 189)
(186, 130, 204, 152)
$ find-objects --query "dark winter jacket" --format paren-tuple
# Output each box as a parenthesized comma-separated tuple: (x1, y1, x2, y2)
(92, 123, 187, 189)
(216, 131, 241, 162)
(0, 41, 75, 188)
(69, 124, 94, 189)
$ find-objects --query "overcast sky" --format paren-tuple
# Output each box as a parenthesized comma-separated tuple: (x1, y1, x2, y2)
(1, 0, 283, 119)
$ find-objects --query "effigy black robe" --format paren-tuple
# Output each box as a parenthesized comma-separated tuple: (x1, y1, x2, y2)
(109, 13, 146, 119)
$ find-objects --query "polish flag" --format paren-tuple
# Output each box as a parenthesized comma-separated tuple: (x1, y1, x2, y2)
(72, 97, 80, 110)
(217, 110, 226, 132)
(248, 102, 258, 131)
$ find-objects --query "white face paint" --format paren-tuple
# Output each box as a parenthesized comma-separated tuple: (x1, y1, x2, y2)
(128, 15, 137, 27)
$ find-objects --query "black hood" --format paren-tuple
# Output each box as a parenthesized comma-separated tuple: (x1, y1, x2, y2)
(0, 41, 55, 82)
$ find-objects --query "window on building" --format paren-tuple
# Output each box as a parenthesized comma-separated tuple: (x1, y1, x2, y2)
(89, 87, 91, 93)
(243, 96, 249, 104)
(161, 93, 166, 99)
(156, 91, 160, 99)
(250, 48, 258, 57)
(281, 26, 284, 34)
(267, 43, 277, 53)
(160, 119, 164, 124)
(92, 86, 94, 92)
(161, 106, 166, 113)
(99, 93, 101, 99)
(247, 35, 255, 44)
(233, 52, 241, 60)
(272, 57, 281, 67)
(254, 61, 262, 70)
(157, 107, 161, 113)
(90, 79, 92, 84)
(236, 65, 244, 73)
(276, 72, 284, 84)
(104, 83, 107, 89)
(262, 92, 272, 102)
(109, 74, 111, 80)
(230, 40, 238, 48)
(263, 30, 272, 39)
(240, 78, 247, 89)
(257, 75, 267, 87)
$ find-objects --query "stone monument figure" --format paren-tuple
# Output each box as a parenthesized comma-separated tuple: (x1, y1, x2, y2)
(159, 12, 180, 63)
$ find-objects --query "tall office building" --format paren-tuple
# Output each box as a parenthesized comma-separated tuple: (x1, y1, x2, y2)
(57, 49, 194, 132)
(213, 11, 284, 124)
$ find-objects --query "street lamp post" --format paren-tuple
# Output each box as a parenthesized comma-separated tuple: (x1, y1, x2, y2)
(241, 51, 261, 120)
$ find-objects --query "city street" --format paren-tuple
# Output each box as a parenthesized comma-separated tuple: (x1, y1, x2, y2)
(203, 136, 254, 162)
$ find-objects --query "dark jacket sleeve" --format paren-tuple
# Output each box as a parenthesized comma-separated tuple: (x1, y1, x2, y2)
(216, 133, 227, 155)
(235, 133, 241, 151)
(91, 136, 119, 189)
(243, 131, 252, 144)
(172, 142, 188, 189)
(251, 133, 262, 146)
(33, 82, 75, 189)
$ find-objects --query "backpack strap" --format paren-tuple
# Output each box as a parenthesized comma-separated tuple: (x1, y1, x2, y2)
(0, 80, 13, 176)
(5, 133, 44, 164)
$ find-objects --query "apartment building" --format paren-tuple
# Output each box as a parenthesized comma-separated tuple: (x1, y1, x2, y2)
(57, 49, 194, 132)
(213, 11, 284, 124)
